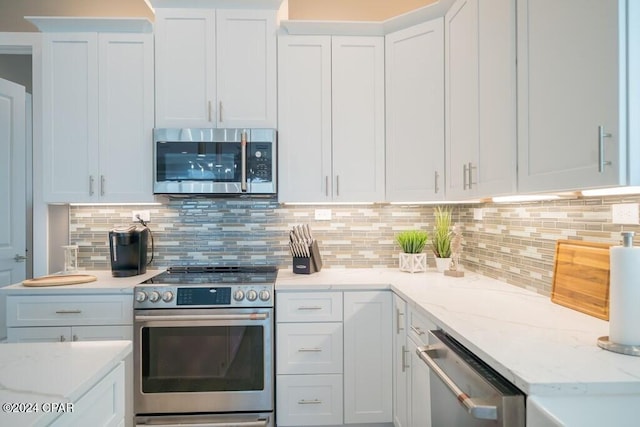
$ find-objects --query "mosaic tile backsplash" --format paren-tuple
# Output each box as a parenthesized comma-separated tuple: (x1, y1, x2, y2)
(69, 195, 640, 296)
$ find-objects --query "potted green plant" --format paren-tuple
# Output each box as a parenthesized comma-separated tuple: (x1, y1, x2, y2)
(395, 230, 429, 273)
(432, 206, 453, 272)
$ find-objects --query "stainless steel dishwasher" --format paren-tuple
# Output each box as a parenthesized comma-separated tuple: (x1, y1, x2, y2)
(416, 330, 525, 426)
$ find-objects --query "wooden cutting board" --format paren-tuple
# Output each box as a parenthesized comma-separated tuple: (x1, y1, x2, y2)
(22, 274, 97, 287)
(551, 240, 612, 320)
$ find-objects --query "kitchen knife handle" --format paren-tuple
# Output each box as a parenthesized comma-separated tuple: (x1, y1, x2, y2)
(598, 125, 612, 172)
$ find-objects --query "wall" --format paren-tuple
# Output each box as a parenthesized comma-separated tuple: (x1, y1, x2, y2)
(69, 194, 639, 296)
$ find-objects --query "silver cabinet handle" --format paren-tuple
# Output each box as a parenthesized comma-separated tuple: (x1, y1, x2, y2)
(325, 176, 329, 197)
(297, 306, 323, 311)
(336, 175, 340, 197)
(14, 254, 27, 262)
(208, 100, 212, 122)
(72, 335, 78, 341)
(417, 345, 498, 420)
(89, 175, 95, 196)
(435, 170, 440, 194)
(598, 125, 613, 172)
(60, 335, 66, 342)
(219, 100, 223, 123)
(241, 131, 247, 192)
(55, 309, 82, 314)
(401, 345, 410, 372)
(396, 307, 404, 334)
(463, 164, 468, 190)
(298, 399, 322, 405)
(100, 175, 105, 196)
(410, 325, 425, 336)
(468, 162, 476, 189)
(298, 348, 322, 352)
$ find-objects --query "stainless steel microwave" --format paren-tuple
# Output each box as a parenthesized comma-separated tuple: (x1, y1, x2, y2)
(153, 128, 277, 196)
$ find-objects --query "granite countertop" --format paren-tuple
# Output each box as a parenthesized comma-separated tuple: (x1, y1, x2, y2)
(275, 268, 640, 398)
(0, 340, 131, 426)
(1, 269, 164, 295)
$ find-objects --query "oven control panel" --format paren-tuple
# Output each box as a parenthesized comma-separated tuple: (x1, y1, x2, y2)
(134, 285, 273, 309)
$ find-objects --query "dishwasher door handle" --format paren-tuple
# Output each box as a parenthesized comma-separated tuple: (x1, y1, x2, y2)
(416, 345, 498, 420)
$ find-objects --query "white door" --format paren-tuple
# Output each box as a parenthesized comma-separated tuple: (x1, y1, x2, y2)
(0, 77, 26, 340)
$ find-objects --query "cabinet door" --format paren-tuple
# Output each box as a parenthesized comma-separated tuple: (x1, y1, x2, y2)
(41, 33, 99, 203)
(98, 33, 154, 203)
(154, 8, 216, 128)
(477, 0, 517, 197)
(445, 0, 480, 200)
(332, 37, 385, 202)
(385, 19, 445, 202)
(277, 35, 332, 202)
(72, 325, 133, 341)
(7, 326, 71, 343)
(392, 294, 409, 427)
(517, 0, 620, 192)
(343, 291, 392, 424)
(216, 9, 276, 128)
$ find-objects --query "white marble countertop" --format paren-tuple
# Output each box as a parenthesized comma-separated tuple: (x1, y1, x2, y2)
(0, 340, 131, 426)
(1, 269, 164, 295)
(275, 268, 640, 398)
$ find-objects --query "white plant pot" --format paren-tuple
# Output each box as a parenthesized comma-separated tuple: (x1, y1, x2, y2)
(399, 253, 427, 273)
(435, 257, 452, 273)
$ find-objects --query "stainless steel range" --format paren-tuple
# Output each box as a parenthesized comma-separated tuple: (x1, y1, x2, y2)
(133, 266, 277, 427)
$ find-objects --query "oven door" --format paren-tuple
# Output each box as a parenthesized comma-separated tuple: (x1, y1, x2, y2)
(134, 307, 273, 415)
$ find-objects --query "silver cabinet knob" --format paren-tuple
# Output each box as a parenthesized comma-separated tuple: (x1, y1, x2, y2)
(246, 290, 258, 301)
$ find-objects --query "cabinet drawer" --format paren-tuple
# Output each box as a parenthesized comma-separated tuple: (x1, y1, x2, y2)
(276, 374, 343, 426)
(407, 306, 437, 345)
(6, 295, 132, 327)
(276, 292, 342, 322)
(277, 322, 343, 374)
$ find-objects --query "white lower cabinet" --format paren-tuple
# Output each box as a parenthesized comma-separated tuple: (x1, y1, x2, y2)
(276, 290, 392, 426)
(51, 361, 125, 427)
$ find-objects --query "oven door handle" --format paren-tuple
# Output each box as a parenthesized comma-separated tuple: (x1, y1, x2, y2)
(416, 345, 498, 421)
(135, 313, 269, 322)
(143, 420, 269, 427)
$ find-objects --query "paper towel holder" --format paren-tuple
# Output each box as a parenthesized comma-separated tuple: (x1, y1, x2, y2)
(598, 231, 640, 356)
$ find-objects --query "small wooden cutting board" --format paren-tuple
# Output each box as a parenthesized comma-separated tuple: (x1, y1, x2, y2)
(22, 274, 98, 287)
(551, 240, 612, 320)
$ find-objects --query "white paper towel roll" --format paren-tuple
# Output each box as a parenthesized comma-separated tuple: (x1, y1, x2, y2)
(609, 244, 640, 345)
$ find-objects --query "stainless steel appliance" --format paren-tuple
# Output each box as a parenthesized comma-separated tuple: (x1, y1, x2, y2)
(134, 266, 277, 427)
(416, 330, 525, 427)
(153, 128, 277, 195)
(109, 225, 149, 277)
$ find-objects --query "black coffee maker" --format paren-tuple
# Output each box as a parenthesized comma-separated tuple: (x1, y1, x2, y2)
(109, 225, 149, 277)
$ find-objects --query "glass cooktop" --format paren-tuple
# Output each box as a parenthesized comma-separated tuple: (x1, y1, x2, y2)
(142, 266, 278, 286)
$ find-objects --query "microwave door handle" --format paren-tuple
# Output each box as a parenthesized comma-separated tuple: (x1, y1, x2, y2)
(241, 131, 248, 192)
(416, 345, 498, 421)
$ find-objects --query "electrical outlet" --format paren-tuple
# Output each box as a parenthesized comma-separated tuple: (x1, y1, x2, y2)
(612, 203, 639, 225)
(315, 209, 332, 221)
(132, 210, 151, 223)
(473, 208, 484, 221)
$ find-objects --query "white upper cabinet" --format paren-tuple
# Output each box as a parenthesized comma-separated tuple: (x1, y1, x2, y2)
(40, 25, 154, 203)
(385, 19, 445, 202)
(277, 35, 385, 203)
(516, 0, 624, 192)
(445, 0, 516, 200)
(154, 8, 277, 128)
